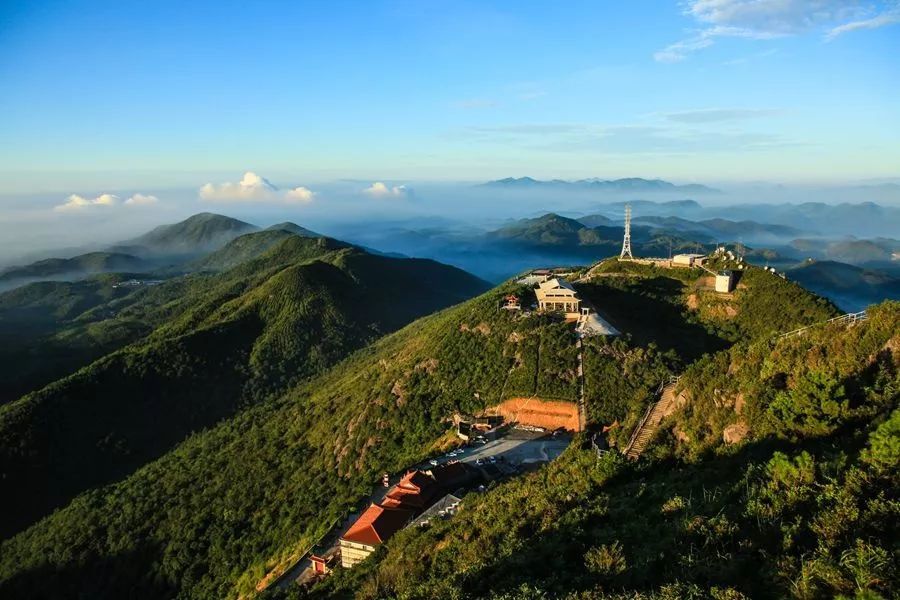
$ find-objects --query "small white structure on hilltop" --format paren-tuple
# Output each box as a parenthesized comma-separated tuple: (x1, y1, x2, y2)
(672, 253, 706, 267)
(535, 278, 581, 315)
(715, 270, 736, 293)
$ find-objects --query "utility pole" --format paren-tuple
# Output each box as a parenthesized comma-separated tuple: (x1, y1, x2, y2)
(620, 204, 633, 260)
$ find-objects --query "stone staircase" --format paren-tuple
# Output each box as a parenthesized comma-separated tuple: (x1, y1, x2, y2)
(622, 379, 679, 461)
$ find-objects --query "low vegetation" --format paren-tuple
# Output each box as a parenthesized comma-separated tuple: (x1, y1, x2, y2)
(304, 302, 899, 600)
(0, 235, 487, 538)
(0, 247, 880, 600)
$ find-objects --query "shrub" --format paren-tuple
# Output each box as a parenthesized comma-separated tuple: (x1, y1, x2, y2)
(584, 541, 628, 578)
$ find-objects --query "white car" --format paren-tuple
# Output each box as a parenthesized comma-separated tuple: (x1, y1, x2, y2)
(429, 459, 439, 466)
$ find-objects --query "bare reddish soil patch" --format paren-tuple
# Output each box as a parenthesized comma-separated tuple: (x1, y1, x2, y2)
(484, 397, 580, 431)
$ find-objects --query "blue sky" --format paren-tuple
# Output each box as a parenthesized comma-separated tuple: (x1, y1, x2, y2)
(1, 0, 899, 195)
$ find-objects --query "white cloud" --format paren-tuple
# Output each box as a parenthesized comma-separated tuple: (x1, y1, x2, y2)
(199, 171, 317, 204)
(54, 193, 119, 211)
(655, 1, 898, 62)
(363, 182, 410, 198)
(654, 35, 716, 63)
(199, 171, 278, 202)
(826, 4, 900, 39)
(686, 0, 859, 35)
(285, 186, 316, 203)
(124, 193, 159, 206)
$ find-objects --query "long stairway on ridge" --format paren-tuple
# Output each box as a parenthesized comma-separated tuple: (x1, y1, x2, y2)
(622, 380, 679, 461)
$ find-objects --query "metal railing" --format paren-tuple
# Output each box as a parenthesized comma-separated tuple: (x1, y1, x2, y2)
(622, 401, 656, 458)
(621, 376, 680, 458)
(778, 310, 868, 340)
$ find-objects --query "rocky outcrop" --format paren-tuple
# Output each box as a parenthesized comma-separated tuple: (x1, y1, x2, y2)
(723, 421, 750, 445)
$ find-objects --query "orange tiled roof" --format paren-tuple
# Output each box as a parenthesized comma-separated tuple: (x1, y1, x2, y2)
(341, 504, 413, 547)
(398, 470, 435, 493)
(382, 471, 438, 509)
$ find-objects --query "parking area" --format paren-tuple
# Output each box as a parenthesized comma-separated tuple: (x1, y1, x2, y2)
(417, 427, 571, 471)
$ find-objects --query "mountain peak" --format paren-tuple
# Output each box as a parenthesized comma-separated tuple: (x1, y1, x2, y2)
(265, 222, 320, 237)
(128, 213, 259, 255)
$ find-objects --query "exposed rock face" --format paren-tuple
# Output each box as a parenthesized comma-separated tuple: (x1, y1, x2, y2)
(723, 421, 750, 445)
(485, 397, 580, 431)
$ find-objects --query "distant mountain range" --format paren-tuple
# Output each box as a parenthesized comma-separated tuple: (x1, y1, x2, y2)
(786, 260, 900, 312)
(487, 212, 802, 256)
(788, 237, 899, 266)
(115, 212, 259, 255)
(481, 177, 721, 194)
(0, 252, 148, 288)
(0, 214, 319, 291)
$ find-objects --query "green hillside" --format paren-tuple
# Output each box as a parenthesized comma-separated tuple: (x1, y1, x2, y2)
(0, 234, 348, 406)
(0, 274, 160, 404)
(310, 301, 899, 600)
(0, 258, 841, 599)
(0, 251, 147, 283)
(189, 229, 305, 272)
(0, 235, 488, 538)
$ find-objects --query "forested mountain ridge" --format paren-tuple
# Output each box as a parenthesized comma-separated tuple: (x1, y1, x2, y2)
(487, 213, 710, 259)
(0, 234, 361, 406)
(0, 234, 489, 539)
(0, 259, 845, 599)
(309, 300, 899, 600)
(0, 251, 147, 283)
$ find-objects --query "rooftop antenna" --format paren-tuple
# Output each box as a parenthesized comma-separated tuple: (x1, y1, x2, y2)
(620, 203, 633, 259)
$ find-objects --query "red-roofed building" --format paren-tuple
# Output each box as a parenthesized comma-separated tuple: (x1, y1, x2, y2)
(339, 504, 413, 568)
(380, 470, 439, 510)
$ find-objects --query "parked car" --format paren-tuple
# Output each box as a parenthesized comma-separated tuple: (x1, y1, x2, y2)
(475, 458, 484, 466)
(489, 456, 497, 464)
(429, 459, 439, 466)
